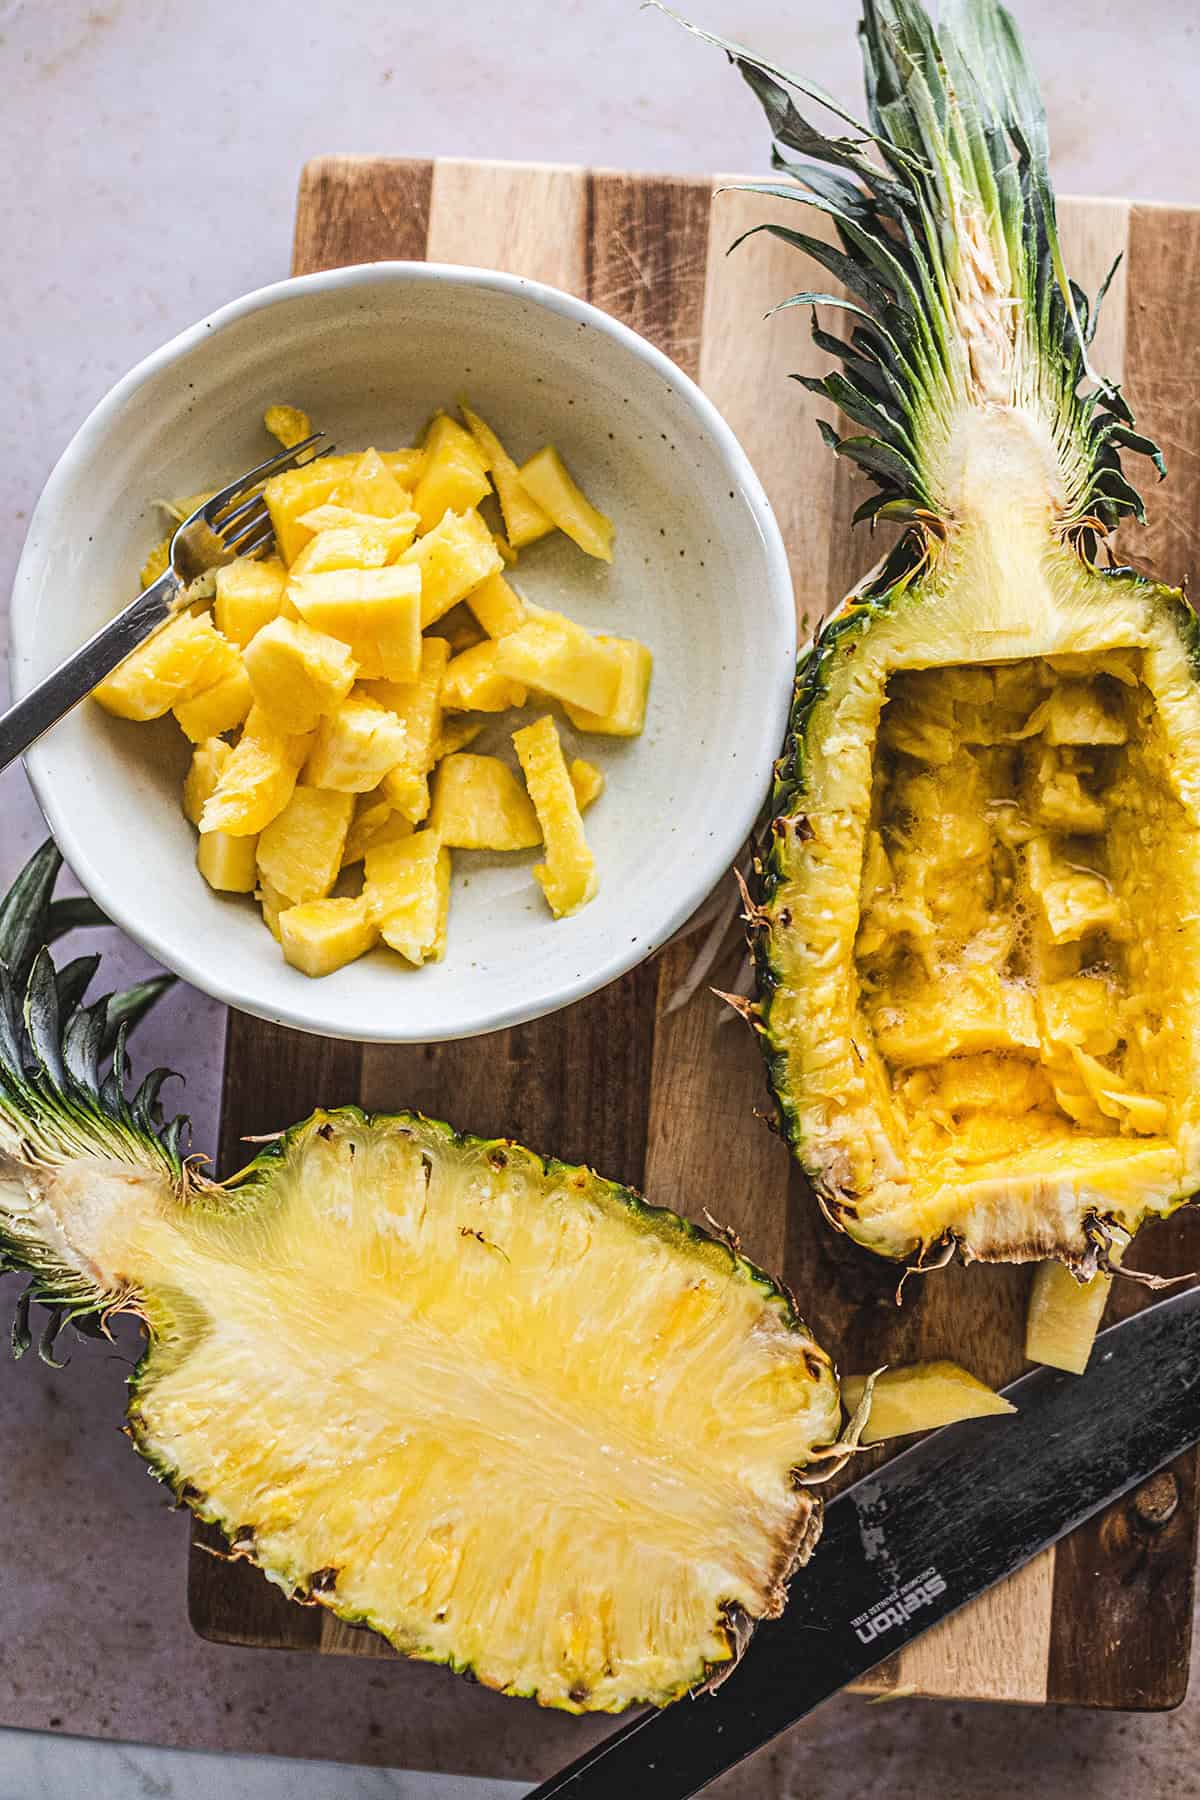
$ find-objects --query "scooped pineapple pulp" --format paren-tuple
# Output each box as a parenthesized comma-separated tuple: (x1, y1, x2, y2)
(95, 403, 652, 975)
(683, 0, 1200, 1278)
(0, 842, 841, 1713)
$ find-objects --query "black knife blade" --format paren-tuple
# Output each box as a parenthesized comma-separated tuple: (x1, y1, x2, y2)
(527, 1283, 1200, 1800)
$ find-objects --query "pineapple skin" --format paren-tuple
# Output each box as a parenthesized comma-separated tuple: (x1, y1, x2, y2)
(755, 574, 1200, 1273)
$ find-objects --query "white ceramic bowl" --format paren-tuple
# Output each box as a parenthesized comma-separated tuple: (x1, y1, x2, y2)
(11, 263, 794, 1042)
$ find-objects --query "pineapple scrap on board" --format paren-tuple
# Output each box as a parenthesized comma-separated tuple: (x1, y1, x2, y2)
(97, 401, 652, 975)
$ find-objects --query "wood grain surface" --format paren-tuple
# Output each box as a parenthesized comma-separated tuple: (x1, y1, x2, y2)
(190, 157, 1200, 1723)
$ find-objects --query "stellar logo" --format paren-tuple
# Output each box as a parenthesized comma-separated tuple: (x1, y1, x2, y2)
(851, 1567, 948, 1644)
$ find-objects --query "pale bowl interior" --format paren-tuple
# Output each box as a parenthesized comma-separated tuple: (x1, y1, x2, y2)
(12, 265, 794, 1042)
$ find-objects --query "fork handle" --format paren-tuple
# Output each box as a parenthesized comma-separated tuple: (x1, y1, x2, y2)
(0, 569, 182, 775)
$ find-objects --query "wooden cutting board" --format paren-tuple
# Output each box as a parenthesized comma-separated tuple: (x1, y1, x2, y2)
(190, 157, 1200, 1732)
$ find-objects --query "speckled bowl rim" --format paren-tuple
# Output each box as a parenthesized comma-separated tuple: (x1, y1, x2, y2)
(11, 261, 796, 1042)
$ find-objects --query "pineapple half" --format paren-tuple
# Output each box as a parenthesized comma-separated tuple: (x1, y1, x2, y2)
(0, 844, 841, 1712)
(693, 0, 1200, 1274)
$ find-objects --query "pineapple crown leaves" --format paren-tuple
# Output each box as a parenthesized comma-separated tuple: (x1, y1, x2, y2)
(0, 841, 186, 1191)
(654, 0, 1165, 542)
(0, 843, 186, 1361)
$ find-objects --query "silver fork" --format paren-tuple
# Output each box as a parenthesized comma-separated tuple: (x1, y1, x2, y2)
(0, 431, 331, 775)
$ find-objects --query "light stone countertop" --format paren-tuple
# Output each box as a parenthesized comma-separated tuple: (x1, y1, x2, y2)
(2, 0, 1199, 1795)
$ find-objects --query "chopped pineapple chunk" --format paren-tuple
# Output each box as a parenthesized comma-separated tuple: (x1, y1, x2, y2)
(495, 615, 621, 716)
(441, 641, 528, 713)
(517, 445, 613, 561)
(290, 517, 419, 575)
(466, 571, 529, 639)
(412, 430, 491, 535)
(364, 832, 451, 964)
(199, 709, 311, 837)
(256, 875, 289, 942)
(435, 716, 486, 759)
(1025, 1261, 1112, 1374)
(182, 738, 232, 826)
(399, 508, 502, 627)
(329, 447, 413, 519)
(460, 405, 554, 549)
(94, 611, 233, 721)
(242, 617, 358, 733)
(214, 556, 288, 648)
(341, 792, 414, 867)
(381, 448, 426, 486)
(287, 566, 421, 682)
(278, 895, 379, 977)
(197, 830, 258, 894)
(431, 754, 541, 851)
(570, 758, 605, 810)
(513, 715, 597, 917)
(563, 637, 653, 735)
(841, 1362, 1015, 1444)
(1015, 681, 1128, 746)
(173, 661, 253, 742)
(264, 457, 364, 565)
(263, 404, 312, 449)
(363, 638, 450, 824)
(303, 694, 409, 792)
(423, 412, 488, 469)
(256, 786, 355, 904)
(117, 399, 641, 973)
(1025, 836, 1123, 944)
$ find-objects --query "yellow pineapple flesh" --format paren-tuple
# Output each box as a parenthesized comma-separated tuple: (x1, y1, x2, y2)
(840, 1363, 1015, 1444)
(329, 447, 413, 520)
(173, 661, 253, 742)
(364, 637, 450, 824)
(303, 693, 409, 793)
(365, 831, 451, 964)
(94, 611, 233, 721)
(1025, 1261, 1113, 1374)
(435, 716, 486, 760)
(183, 738, 232, 826)
(214, 556, 288, 648)
(200, 707, 312, 837)
(570, 758, 605, 810)
(290, 518, 418, 576)
(564, 637, 653, 736)
(441, 642, 528, 713)
(466, 571, 529, 639)
(494, 615, 621, 716)
(517, 445, 613, 561)
(263, 404, 312, 449)
(430, 754, 541, 851)
(288, 566, 422, 682)
(257, 787, 356, 904)
(460, 405, 554, 549)
(242, 617, 358, 733)
(512, 715, 597, 917)
(197, 830, 259, 895)
(264, 456, 366, 565)
(412, 432, 491, 535)
(399, 509, 502, 627)
(341, 792, 414, 867)
(278, 895, 379, 977)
